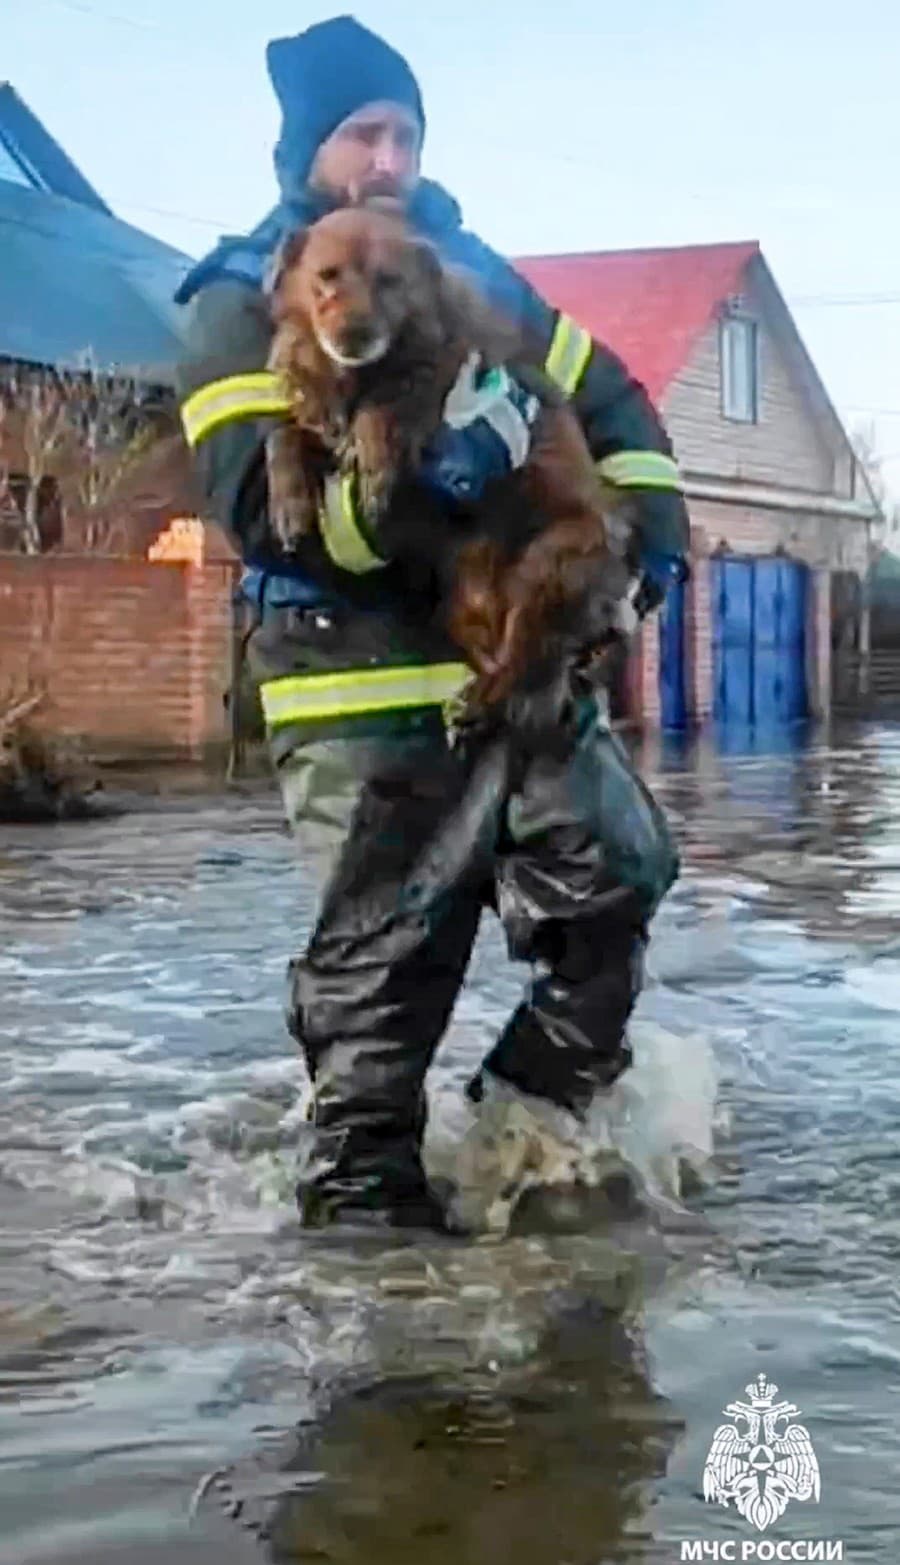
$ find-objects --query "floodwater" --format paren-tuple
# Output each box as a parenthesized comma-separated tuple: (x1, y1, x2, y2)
(1, 719, 899, 1564)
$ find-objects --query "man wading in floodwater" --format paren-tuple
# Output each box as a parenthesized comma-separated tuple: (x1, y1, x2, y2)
(174, 15, 689, 1233)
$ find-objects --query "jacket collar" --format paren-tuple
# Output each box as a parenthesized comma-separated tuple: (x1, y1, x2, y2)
(173, 179, 464, 306)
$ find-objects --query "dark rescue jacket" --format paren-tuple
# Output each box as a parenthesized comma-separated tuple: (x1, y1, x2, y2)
(173, 179, 689, 735)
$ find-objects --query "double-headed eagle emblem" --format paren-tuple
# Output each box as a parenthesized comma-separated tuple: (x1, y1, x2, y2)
(703, 1374, 821, 1532)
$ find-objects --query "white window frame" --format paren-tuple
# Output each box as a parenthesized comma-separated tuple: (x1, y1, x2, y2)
(720, 312, 760, 425)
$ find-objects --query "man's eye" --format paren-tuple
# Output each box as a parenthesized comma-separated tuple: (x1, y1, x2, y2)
(318, 266, 340, 284)
(376, 270, 402, 289)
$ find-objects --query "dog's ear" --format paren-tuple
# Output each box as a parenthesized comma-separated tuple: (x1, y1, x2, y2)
(408, 237, 460, 348)
(425, 256, 511, 360)
(265, 227, 308, 302)
(410, 236, 444, 291)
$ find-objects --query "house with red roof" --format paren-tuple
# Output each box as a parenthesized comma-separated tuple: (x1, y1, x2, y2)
(517, 241, 880, 729)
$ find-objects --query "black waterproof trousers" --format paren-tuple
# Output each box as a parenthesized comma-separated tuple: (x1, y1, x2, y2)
(248, 600, 679, 1222)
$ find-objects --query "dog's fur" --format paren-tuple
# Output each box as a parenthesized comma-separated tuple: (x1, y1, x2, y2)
(265, 203, 630, 708)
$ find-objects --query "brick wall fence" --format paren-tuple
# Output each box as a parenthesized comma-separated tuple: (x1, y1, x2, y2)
(0, 554, 238, 761)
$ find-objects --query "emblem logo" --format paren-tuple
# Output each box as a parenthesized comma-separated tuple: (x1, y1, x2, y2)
(703, 1373, 821, 1531)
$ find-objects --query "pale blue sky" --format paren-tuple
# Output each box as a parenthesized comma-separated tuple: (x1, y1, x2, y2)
(5, 0, 900, 497)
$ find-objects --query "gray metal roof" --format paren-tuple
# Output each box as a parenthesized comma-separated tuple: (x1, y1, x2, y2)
(0, 177, 193, 383)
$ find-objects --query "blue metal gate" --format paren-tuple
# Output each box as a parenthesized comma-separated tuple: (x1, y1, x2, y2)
(712, 555, 809, 725)
(658, 574, 687, 729)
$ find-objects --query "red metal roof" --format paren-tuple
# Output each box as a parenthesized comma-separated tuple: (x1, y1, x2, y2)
(514, 241, 760, 402)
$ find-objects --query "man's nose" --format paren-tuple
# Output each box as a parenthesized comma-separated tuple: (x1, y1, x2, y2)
(372, 134, 408, 178)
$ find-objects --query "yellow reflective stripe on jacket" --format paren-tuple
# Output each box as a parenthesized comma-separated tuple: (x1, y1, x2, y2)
(180, 372, 292, 448)
(544, 314, 593, 395)
(597, 450, 683, 491)
(317, 473, 389, 574)
(260, 662, 471, 728)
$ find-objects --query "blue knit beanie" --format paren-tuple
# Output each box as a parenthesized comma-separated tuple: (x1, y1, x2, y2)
(266, 15, 426, 199)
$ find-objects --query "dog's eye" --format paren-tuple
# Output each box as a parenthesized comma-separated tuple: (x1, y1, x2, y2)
(317, 265, 341, 284)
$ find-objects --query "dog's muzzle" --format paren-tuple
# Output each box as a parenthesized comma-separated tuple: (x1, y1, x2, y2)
(317, 325, 390, 369)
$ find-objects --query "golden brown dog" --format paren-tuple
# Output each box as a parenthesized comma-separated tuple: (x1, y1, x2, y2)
(265, 203, 629, 709)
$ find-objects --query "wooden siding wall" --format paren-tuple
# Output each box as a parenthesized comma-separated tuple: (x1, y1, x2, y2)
(661, 273, 853, 499)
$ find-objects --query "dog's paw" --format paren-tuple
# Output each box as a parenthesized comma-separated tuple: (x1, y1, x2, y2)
(354, 465, 394, 529)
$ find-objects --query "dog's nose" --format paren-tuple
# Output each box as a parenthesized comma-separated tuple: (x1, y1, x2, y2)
(340, 319, 377, 357)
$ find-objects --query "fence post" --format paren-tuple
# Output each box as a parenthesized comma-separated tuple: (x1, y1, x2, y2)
(226, 583, 247, 782)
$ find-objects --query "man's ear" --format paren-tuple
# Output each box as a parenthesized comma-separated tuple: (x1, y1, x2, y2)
(265, 226, 308, 302)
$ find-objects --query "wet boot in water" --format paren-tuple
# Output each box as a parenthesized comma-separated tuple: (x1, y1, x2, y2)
(295, 1124, 465, 1239)
(297, 1178, 460, 1237)
(445, 1060, 644, 1237)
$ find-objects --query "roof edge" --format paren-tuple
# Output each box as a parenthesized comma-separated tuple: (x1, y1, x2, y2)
(0, 83, 110, 214)
(747, 253, 883, 518)
(514, 238, 762, 266)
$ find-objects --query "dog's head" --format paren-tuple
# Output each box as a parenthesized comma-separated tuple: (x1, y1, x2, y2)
(269, 205, 445, 371)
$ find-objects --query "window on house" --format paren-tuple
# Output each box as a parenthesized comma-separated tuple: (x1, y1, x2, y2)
(720, 315, 759, 424)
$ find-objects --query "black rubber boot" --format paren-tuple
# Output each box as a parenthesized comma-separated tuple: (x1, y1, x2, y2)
(466, 920, 644, 1118)
(297, 1177, 457, 1236)
(295, 1119, 463, 1237)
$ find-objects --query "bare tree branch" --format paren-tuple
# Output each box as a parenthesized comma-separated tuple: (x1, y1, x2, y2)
(0, 689, 44, 736)
(0, 360, 183, 554)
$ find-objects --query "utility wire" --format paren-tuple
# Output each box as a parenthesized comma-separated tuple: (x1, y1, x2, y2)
(112, 198, 233, 231)
(791, 292, 900, 309)
(30, 0, 157, 28)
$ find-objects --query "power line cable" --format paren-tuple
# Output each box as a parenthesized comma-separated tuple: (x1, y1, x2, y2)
(791, 292, 900, 309)
(111, 198, 233, 231)
(30, 0, 157, 28)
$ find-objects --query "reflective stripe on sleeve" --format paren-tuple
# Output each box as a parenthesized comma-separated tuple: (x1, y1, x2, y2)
(259, 662, 472, 729)
(180, 372, 292, 448)
(597, 450, 684, 490)
(544, 314, 593, 395)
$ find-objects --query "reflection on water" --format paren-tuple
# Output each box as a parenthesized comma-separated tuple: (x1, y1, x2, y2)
(0, 718, 898, 1563)
(248, 1307, 680, 1563)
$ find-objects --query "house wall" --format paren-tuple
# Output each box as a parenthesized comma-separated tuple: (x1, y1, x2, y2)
(661, 271, 851, 498)
(0, 554, 237, 759)
(631, 501, 854, 727)
(626, 272, 873, 729)
(681, 496, 869, 576)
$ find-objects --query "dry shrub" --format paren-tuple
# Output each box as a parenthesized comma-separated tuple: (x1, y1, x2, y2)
(0, 684, 102, 822)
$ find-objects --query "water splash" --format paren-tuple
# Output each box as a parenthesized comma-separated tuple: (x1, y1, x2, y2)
(426, 1019, 720, 1236)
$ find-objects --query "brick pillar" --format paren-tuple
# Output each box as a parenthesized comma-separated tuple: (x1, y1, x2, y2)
(640, 614, 661, 726)
(807, 566, 831, 719)
(184, 563, 207, 760)
(685, 526, 714, 725)
(623, 642, 643, 724)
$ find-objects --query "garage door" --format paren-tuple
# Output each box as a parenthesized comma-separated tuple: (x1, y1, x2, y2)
(659, 574, 687, 729)
(711, 555, 809, 724)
